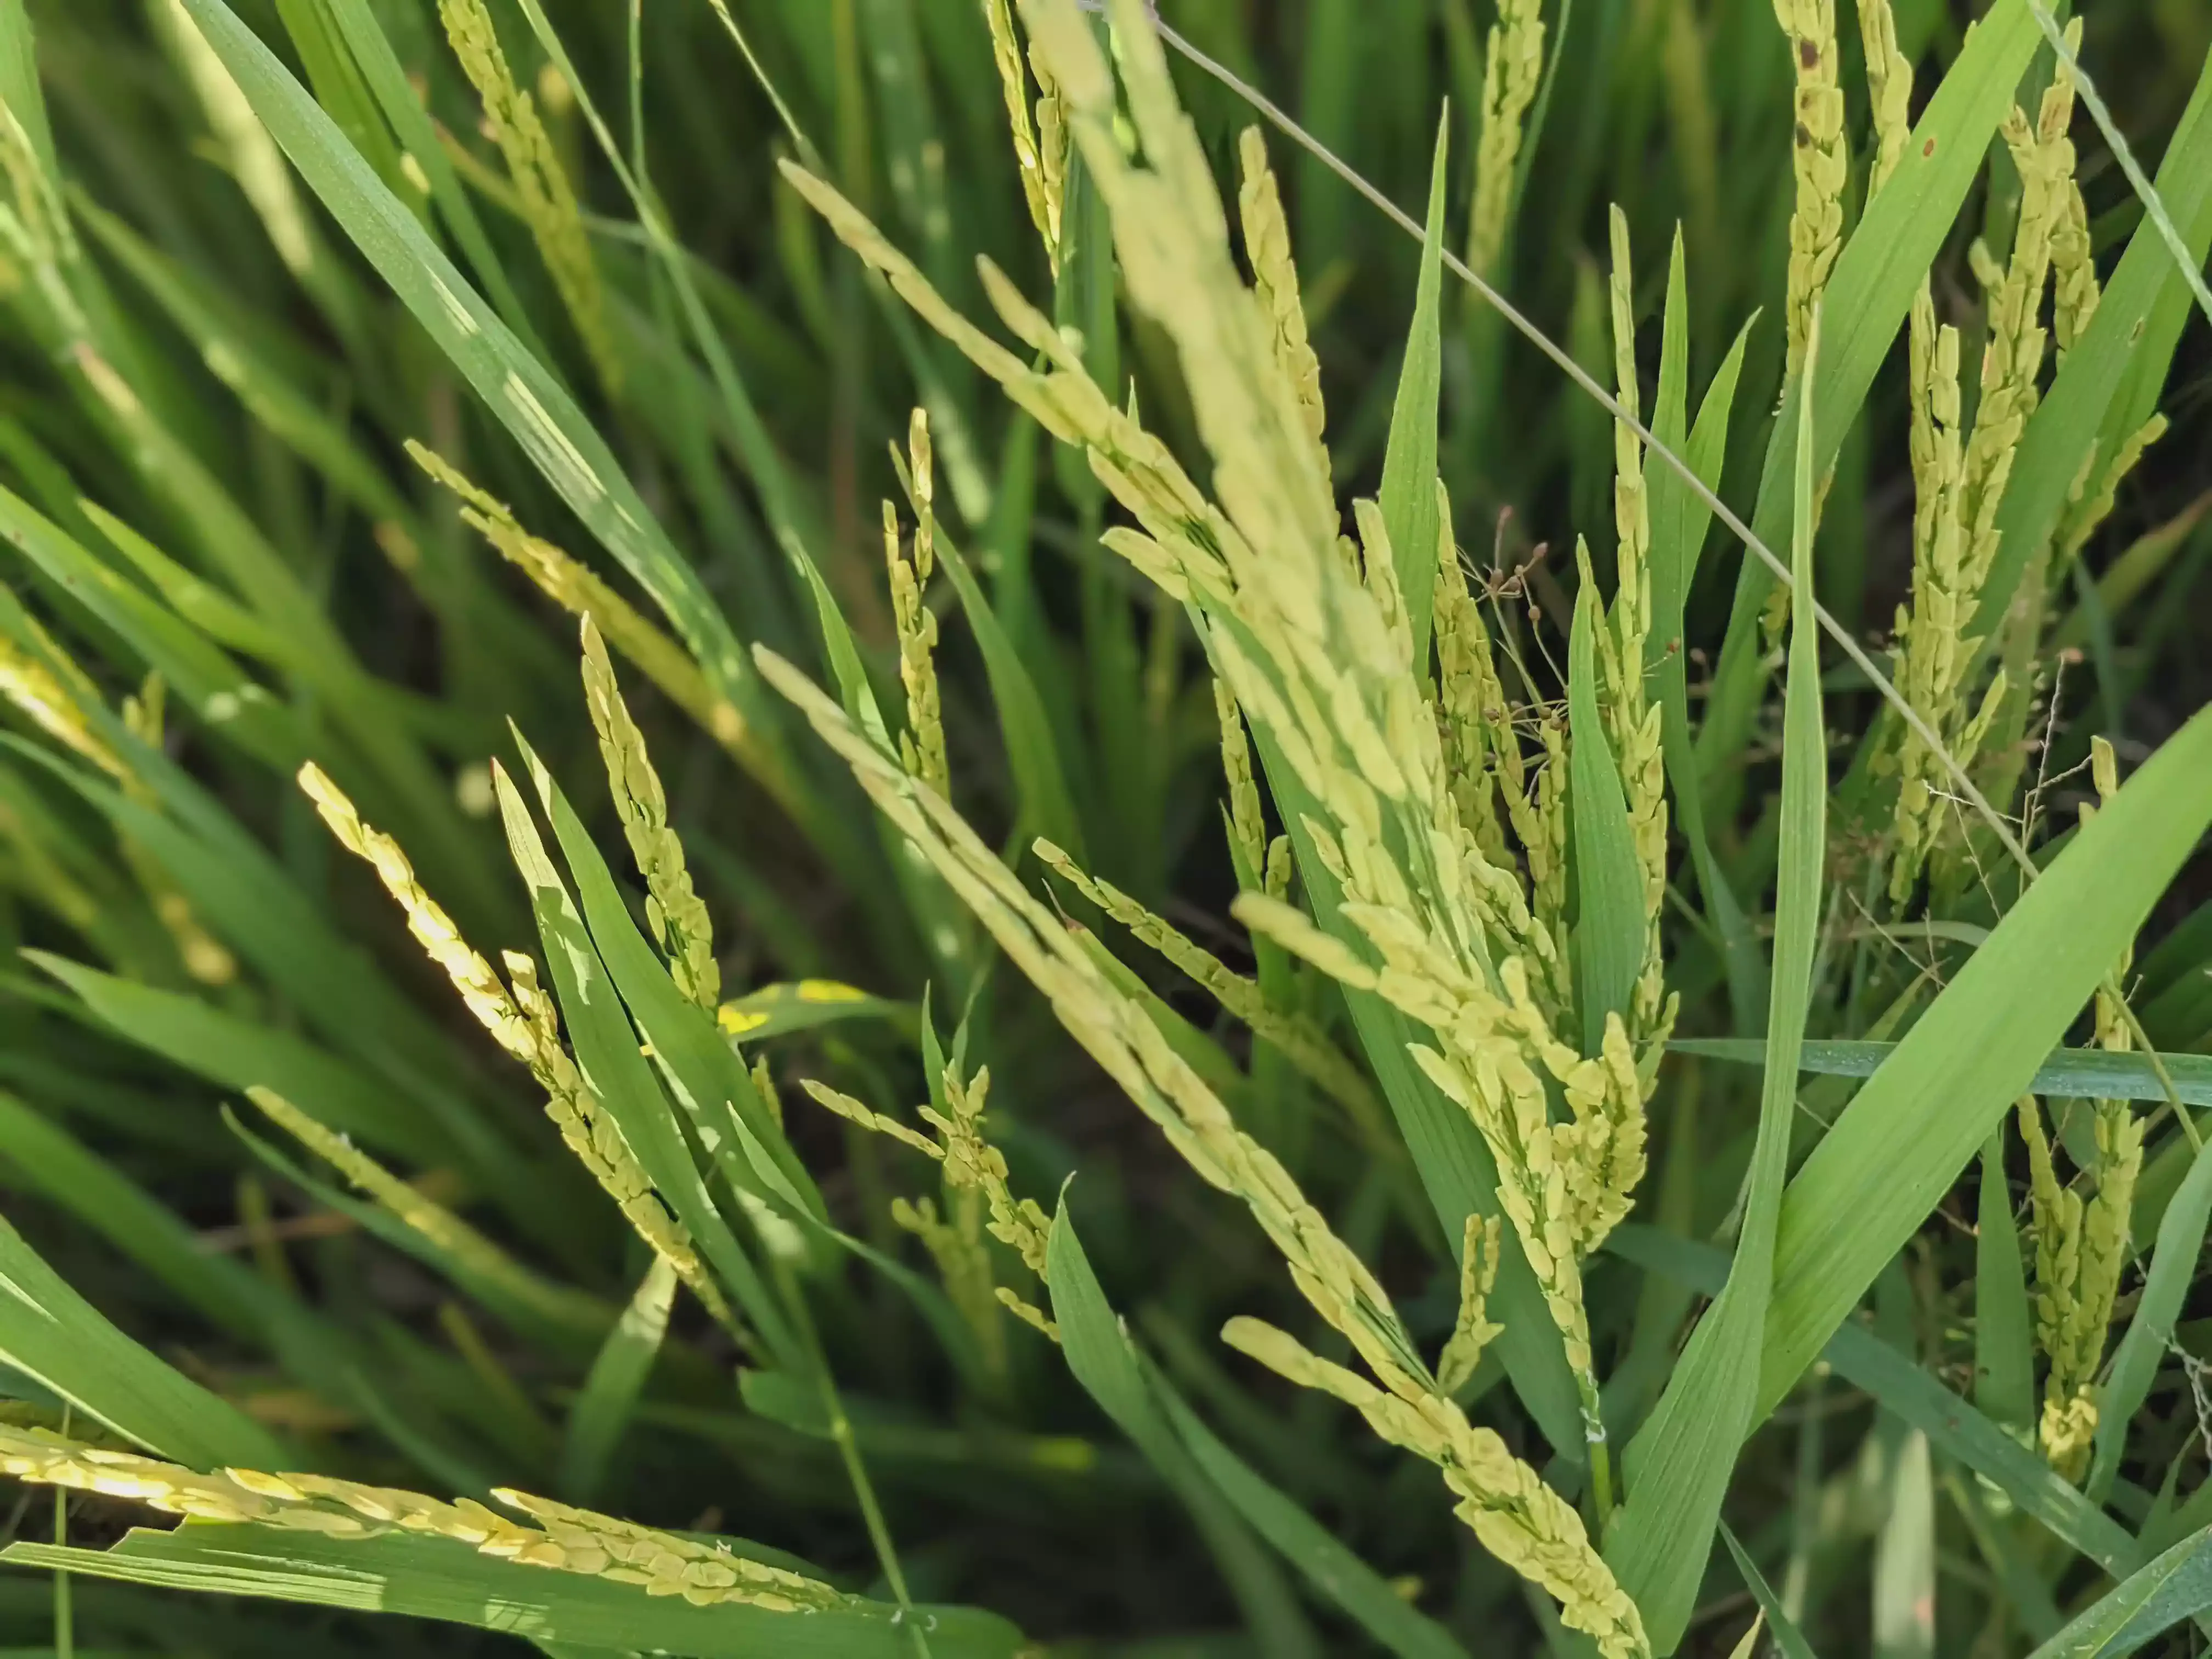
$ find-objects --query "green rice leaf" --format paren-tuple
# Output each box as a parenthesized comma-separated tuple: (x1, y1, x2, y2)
(1719, 1523, 1820, 1659)
(0, 1088, 281, 1347)
(317, 0, 552, 359)
(0, 1214, 285, 1468)
(26, 952, 460, 1176)
(1669, 1039, 2212, 1109)
(559, 1257, 677, 1504)
(1606, 309, 1825, 1651)
(1150, 1365, 1471, 1659)
(0, 0, 57, 177)
(1614, 1226, 2141, 1576)
(1378, 112, 1448, 663)
(2023, 1522, 2212, 1658)
(1567, 574, 1644, 1056)
(1753, 699, 2212, 1419)
(0, 1528, 1024, 1657)
(1045, 1199, 1323, 1659)
(0, 483, 301, 768)
(173, 0, 797, 800)
(1973, 1137, 2035, 1437)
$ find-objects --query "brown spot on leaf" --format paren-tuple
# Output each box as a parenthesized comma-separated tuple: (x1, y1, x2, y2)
(1798, 38, 1820, 70)
(1796, 122, 1814, 148)
(1922, 136, 1937, 158)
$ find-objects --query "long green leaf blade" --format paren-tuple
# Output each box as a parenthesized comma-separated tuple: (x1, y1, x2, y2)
(1378, 113, 1448, 662)
(1607, 307, 1826, 1652)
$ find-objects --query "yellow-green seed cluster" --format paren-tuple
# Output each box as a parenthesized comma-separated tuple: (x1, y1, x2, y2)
(0, 1423, 835, 1611)
(295, 762, 729, 1330)
(407, 442, 759, 767)
(1855, 0, 1912, 197)
(1600, 210, 1675, 1055)
(2019, 740, 2143, 1482)
(1436, 1212, 1505, 1395)
(768, 628, 1640, 1651)
(983, 0, 1068, 274)
(580, 616, 721, 1011)
(1223, 1313, 1643, 1656)
(1215, 676, 1290, 897)
(436, 0, 618, 391)
(1887, 36, 2084, 898)
(1468, 0, 1545, 279)
(887, 409, 949, 795)
(803, 1062, 1056, 1342)
(1772, 0, 1846, 373)
(1237, 129, 1329, 487)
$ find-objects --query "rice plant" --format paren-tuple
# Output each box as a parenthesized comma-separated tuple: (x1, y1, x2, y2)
(0, 0, 2206, 1654)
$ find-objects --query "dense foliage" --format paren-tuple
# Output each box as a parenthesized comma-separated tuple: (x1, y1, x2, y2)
(0, 0, 2208, 1655)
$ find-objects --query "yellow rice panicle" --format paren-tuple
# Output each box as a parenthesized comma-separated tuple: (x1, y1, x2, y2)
(1771, 0, 1847, 373)
(0, 1422, 837, 1612)
(1468, 0, 1545, 279)
(579, 617, 720, 1012)
(1236, 127, 1329, 486)
(406, 442, 761, 771)
(296, 762, 728, 1330)
(436, 0, 618, 391)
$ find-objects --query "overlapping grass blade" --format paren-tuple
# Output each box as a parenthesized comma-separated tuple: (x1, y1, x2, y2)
(225, 1101, 611, 1352)
(2024, 1522, 2212, 1658)
(489, 757, 799, 1370)
(1753, 700, 2212, 1418)
(0, 1088, 285, 1346)
(1, 1528, 1026, 1658)
(1613, 1226, 2141, 1575)
(1643, 236, 1761, 1032)
(1606, 309, 1825, 1651)
(0, 1214, 284, 1468)
(1044, 1200, 1323, 1659)
(1671, 1038, 2212, 1109)
(516, 733, 825, 1224)
(559, 1257, 677, 1504)
(172, 0, 807, 816)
